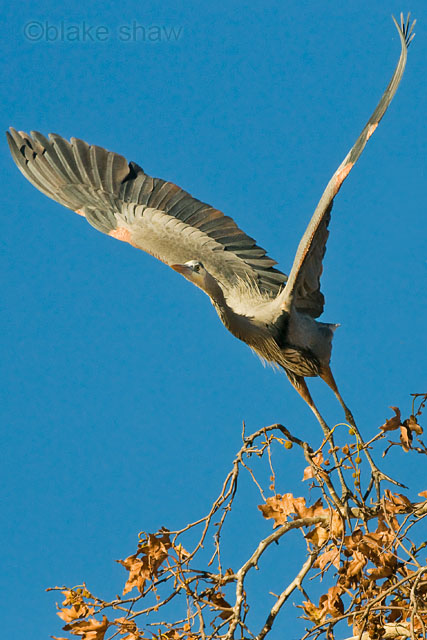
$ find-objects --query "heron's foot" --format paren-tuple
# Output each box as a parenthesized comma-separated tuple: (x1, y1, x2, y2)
(341, 411, 405, 492)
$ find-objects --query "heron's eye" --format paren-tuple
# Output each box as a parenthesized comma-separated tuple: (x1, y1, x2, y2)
(193, 264, 200, 272)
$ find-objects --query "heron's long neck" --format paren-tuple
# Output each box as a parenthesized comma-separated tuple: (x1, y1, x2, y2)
(207, 280, 264, 344)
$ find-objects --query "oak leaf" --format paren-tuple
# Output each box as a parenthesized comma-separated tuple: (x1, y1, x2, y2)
(406, 414, 423, 434)
(314, 547, 341, 571)
(118, 555, 148, 595)
(306, 525, 329, 547)
(319, 586, 344, 617)
(63, 615, 109, 640)
(57, 607, 84, 623)
(380, 407, 402, 431)
(400, 423, 412, 451)
(384, 490, 412, 513)
(258, 493, 306, 527)
(162, 625, 197, 640)
(57, 603, 95, 623)
(300, 498, 327, 518)
(346, 550, 367, 577)
(208, 591, 233, 620)
(303, 452, 324, 481)
(113, 617, 140, 640)
(330, 510, 344, 537)
(344, 528, 363, 551)
(367, 565, 394, 581)
(301, 600, 325, 623)
(118, 531, 171, 595)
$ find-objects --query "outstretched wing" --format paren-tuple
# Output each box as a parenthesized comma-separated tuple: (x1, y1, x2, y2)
(280, 13, 415, 318)
(6, 129, 287, 297)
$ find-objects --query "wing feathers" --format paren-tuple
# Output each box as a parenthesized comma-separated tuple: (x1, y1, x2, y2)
(47, 134, 82, 184)
(72, 137, 95, 185)
(84, 206, 117, 234)
(279, 14, 414, 317)
(8, 16, 412, 310)
(6, 127, 287, 297)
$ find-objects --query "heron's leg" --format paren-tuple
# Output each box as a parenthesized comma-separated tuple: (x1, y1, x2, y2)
(287, 374, 351, 504)
(319, 365, 357, 427)
(320, 365, 405, 494)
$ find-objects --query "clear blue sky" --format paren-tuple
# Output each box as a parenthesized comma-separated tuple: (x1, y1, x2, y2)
(1, 1, 425, 638)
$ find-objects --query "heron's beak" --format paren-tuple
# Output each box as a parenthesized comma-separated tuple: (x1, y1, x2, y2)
(171, 264, 192, 276)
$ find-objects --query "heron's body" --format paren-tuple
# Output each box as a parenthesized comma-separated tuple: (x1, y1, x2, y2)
(206, 281, 335, 379)
(6, 15, 414, 458)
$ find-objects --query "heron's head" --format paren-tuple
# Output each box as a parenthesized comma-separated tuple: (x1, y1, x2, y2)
(171, 260, 221, 299)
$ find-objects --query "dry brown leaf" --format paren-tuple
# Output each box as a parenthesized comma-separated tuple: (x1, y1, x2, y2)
(384, 490, 412, 514)
(368, 565, 394, 581)
(306, 525, 329, 547)
(57, 604, 95, 623)
(375, 518, 389, 534)
(303, 465, 315, 481)
(113, 617, 141, 640)
(313, 452, 324, 465)
(343, 528, 396, 569)
(413, 616, 427, 632)
(380, 406, 402, 431)
(208, 592, 233, 620)
(386, 598, 406, 623)
(380, 550, 398, 569)
(63, 615, 109, 640)
(57, 607, 84, 623)
(143, 531, 171, 565)
(117, 555, 148, 595)
(113, 617, 137, 629)
(406, 414, 423, 434)
(319, 586, 344, 617)
(258, 496, 289, 526)
(303, 452, 324, 481)
(302, 600, 325, 623)
(258, 494, 307, 527)
(346, 550, 367, 577)
(344, 528, 363, 552)
(162, 631, 182, 640)
(358, 537, 382, 565)
(314, 547, 341, 571)
(400, 424, 413, 451)
(291, 496, 308, 517)
(175, 543, 191, 559)
(300, 498, 327, 518)
(61, 589, 76, 606)
(418, 490, 427, 499)
(118, 531, 171, 595)
(330, 510, 344, 537)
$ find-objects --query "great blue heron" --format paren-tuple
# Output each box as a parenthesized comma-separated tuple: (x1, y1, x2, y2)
(7, 15, 414, 491)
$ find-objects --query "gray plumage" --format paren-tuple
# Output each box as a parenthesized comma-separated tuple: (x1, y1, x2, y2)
(6, 15, 414, 463)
